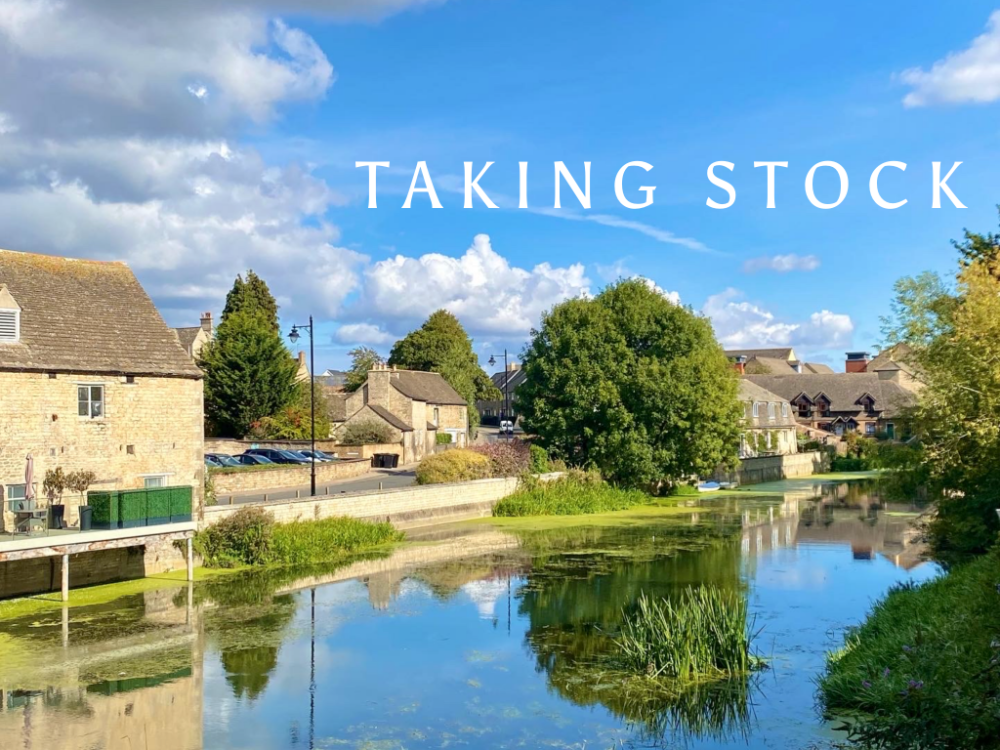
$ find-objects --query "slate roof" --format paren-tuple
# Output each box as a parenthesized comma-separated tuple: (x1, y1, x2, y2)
(368, 403, 413, 431)
(390, 370, 467, 405)
(745, 373, 916, 417)
(803, 362, 835, 374)
(725, 347, 795, 361)
(738, 380, 798, 428)
(739, 379, 791, 405)
(866, 343, 916, 375)
(489, 368, 527, 393)
(745, 356, 798, 375)
(174, 326, 202, 353)
(0, 248, 202, 378)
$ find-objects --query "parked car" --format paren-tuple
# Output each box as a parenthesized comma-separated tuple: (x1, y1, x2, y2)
(206, 453, 242, 467)
(283, 450, 318, 463)
(499, 420, 514, 436)
(298, 449, 334, 462)
(244, 448, 310, 464)
(205, 456, 222, 468)
(236, 453, 274, 465)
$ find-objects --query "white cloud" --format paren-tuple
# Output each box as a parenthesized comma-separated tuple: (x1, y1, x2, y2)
(742, 253, 820, 273)
(334, 323, 395, 345)
(703, 289, 853, 351)
(349, 234, 590, 338)
(899, 11, 1000, 106)
(531, 208, 714, 253)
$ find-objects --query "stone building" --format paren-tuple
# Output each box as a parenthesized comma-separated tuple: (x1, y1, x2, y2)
(738, 380, 798, 457)
(334, 364, 468, 463)
(173, 312, 213, 360)
(0, 248, 204, 534)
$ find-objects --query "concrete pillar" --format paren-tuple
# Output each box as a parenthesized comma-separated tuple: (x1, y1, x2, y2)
(186, 537, 194, 582)
(61, 553, 69, 602)
(61, 605, 69, 648)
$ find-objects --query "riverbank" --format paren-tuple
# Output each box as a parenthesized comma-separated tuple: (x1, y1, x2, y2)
(821, 548, 1000, 749)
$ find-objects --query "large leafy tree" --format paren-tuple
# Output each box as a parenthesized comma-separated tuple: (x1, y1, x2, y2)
(518, 279, 742, 488)
(388, 310, 498, 432)
(883, 259, 1000, 557)
(199, 307, 299, 437)
(345, 346, 383, 393)
(222, 269, 280, 332)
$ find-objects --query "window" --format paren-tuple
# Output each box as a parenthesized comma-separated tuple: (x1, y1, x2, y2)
(6, 484, 27, 501)
(433, 407, 440, 426)
(0, 309, 19, 342)
(752, 402, 760, 418)
(865, 423, 876, 436)
(781, 403, 788, 418)
(767, 403, 776, 421)
(78, 385, 104, 418)
(143, 475, 167, 489)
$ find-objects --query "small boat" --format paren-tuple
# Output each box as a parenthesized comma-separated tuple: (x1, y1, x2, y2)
(697, 481, 722, 493)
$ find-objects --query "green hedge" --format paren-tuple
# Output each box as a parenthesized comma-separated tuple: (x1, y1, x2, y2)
(87, 486, 193, 529)
(146, 489, 170, 524)
(88, 490, 118, 530)
(170, 486, 192, 522)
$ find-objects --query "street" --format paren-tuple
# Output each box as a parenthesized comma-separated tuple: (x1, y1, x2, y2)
(215, 467, 418, 506)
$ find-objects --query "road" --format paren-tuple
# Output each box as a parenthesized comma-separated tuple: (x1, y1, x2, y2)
(216, 467, 417, 506)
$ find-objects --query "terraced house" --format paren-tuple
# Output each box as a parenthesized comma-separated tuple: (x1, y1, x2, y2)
(0, 248, 204, 598)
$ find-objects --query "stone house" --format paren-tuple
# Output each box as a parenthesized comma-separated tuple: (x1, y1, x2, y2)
(726, 347, 834, 375)
(334, 364, 469, 463)
(0, 248, 204, 533)
(475, 363, 526, 425)
(173, 312, 213, 360)
(738, 380, 798, 457)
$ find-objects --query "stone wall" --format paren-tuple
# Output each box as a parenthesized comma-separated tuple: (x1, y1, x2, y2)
(204, 437, 403, 461)
(714, 450, 830, 486)
(0, 370, 204, 533)
(205, 475, 526, 530)
(210, 458, 370, 495)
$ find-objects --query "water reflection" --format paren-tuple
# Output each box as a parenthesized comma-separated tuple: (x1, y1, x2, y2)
(0, 479, 935, 750)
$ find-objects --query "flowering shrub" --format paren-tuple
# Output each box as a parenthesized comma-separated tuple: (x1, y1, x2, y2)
(470, 440, 531, 477)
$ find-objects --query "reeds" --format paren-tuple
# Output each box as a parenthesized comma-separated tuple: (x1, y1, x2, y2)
(616, 587, 761, 680)
(494, 471, 649, 516)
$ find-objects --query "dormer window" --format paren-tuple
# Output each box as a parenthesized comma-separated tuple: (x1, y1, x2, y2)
(0, 284, 21, 343)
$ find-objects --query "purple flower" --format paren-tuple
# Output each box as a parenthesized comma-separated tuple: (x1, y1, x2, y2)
(908, 680, 924, 690)
(883, 668, 891, 678)
(862, 680, 872, 689)
(902, 645, 912, 652)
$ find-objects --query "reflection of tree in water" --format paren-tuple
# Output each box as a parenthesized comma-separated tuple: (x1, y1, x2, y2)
(516, 520, 755, 744)
(221, 643, 280, 702)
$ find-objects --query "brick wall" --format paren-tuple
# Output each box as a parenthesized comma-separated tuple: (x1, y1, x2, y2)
(210, 458, 370, 495)
(0, 371, 204, 533)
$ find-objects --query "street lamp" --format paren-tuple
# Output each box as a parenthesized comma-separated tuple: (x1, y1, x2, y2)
(488, 351, 511, 440)
(288, 316, 316, 496)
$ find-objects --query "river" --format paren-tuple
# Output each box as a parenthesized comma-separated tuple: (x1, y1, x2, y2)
(0, 477, 935, 749)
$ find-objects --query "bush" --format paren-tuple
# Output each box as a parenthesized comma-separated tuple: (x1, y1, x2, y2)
(415, 450, 492, 485)
(831, 456, 868, 472)
(194, 506, 402, 568)
(820, 549, 1000, 749)
(493, 471, 648, 517)
(470, 440, 531, 477)
(435, 432, 453, 445)
(529, 444, 550, 474)
(339, 419, 396, 446)
(617, 588, 762, 679)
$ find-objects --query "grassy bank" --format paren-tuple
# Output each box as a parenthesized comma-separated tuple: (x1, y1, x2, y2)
(195, 507, 402, 567)
(493, 472, 653, 517)
(820, 549, 1000, 749)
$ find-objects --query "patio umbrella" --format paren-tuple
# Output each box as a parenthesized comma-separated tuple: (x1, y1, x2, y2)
(24, 454, 34, 502)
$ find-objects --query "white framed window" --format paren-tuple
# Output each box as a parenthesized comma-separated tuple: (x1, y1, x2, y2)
(752, 402, 760, 418)
(768, 403, 776, 420)
(143, 475, 169, 489)
(0, 309, 19, 343)
(78, 385, 104, 419)
(781, 403, 788, 418)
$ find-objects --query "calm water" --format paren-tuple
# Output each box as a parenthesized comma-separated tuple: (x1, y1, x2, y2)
(0, 480, 936, 750)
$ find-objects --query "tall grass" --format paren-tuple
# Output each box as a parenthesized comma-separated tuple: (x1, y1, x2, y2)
(494, 471, 651, 516)
(617, 588, 761, 680)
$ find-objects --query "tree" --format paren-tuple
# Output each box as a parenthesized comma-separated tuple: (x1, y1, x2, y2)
(199, 308, 300, 437)
(953, 204, 1000, 279)
(517, 279, 742, 488)
(345, 346, 382, 392)
(388, 310, 498, 432)
(884, 259, 1000, 557)
(249, 381, 331, 440)
(222, 270, 280, 332)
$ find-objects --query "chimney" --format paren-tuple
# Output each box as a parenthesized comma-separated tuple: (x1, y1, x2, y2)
(298, 351, 306, 366)
(845, 352, 870, 374)
(507, 362, 521, 372)
(733, 355, 747, 375)
(366, 361, 392, 408)
(200, 311, 213, 335)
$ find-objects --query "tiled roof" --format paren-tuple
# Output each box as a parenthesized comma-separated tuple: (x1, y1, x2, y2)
(866, 343, 916, 375)
(725, 347, 795, 361)
(390, 370, 467, 405)
(174, 326, 202, 352)
(738, 380, 797, 428)
(745, 373, 916, 417)
(0, 248, 201, 378)
(490, 368, 527, 392)
(368, 403, 413, 431)
(803, 362, 835, 374)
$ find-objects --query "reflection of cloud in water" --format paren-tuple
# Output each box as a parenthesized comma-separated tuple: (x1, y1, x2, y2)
(461, 579, 509, 619)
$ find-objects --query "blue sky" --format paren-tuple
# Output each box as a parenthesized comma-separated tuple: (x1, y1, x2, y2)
(3, 1, 1000, 371)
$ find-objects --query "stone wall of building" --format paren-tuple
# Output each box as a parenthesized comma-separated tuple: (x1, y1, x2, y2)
(210, 458, 370, 495)
(714, 450, 830, 486)
(0, 371, 204, 533)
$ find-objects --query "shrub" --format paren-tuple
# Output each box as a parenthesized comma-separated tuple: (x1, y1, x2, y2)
(415, 450, 492, 485)
(529, 444, 550, 474)
(820, 549, 1000, 750)
(470, 440, 531, 477)
(493, 471, 647, 517)
(435, 432, 453, 445)
(831, 456, 868, 472)
(339, 419, 396, 446)
(617, 588, 762, 679)
(195, 507, 274, 567)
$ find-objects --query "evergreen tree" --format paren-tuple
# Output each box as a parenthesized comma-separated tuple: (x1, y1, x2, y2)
(388, 310, 497, 432)
(222, 270, 280, 332)
(199, 308, 299, 437)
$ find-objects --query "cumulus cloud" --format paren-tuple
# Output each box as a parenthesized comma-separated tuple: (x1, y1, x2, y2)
(703, 289, 853, 351)
(347, 234, 590, 338)
(742, 253, 820, 273)
(900, 11, 1000, 106)
(334, 323, 395, 345)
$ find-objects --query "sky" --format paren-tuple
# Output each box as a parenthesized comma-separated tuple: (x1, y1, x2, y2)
(2, 1, 1000, 372)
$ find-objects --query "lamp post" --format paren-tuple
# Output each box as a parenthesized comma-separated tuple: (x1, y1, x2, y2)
(488, 351, 511, 441)
(288, 317, 316, 496)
